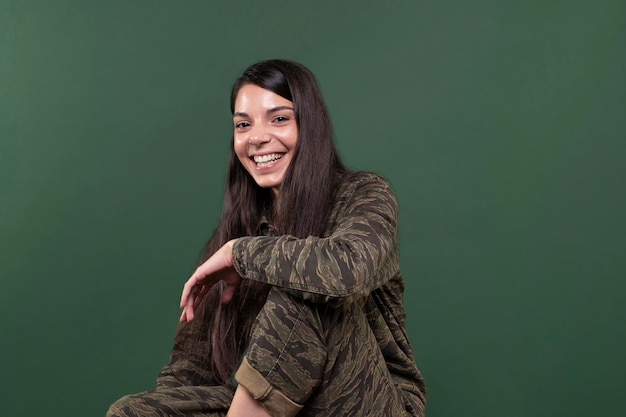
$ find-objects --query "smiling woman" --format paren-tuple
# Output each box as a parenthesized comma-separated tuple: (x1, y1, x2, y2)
(233, 84, 298, 194)
(106, 60, 427, 417)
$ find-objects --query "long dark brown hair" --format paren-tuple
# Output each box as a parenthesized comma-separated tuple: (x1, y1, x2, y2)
(179, 60, 348, 384)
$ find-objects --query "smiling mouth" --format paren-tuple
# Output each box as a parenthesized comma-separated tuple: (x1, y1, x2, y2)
(253, 153, 284, 167)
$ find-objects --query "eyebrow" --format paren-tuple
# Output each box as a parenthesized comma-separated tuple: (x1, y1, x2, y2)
(233, 106, 295, 118)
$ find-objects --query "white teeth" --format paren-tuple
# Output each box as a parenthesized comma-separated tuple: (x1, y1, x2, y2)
(253, 153, 283, 166)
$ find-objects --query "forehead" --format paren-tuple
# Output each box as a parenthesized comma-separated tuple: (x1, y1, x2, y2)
(234, 84, 293, 113)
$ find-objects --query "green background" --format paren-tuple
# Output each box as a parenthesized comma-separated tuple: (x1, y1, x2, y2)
(1, 1, 624, 416)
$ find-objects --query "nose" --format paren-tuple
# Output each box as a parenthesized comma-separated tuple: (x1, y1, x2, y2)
(248, 133, 270, 146)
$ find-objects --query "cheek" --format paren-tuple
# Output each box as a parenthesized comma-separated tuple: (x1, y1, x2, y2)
(233, 136, 248, 160)
(280, 128, 299, 149)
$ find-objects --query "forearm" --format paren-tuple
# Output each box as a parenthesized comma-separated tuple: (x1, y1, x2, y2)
(231, 176, 400, 304)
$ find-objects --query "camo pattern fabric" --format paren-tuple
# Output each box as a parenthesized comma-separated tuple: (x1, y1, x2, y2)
(106, 386, 232, 417)
(232, 172, 426, 416)
(106, 172, 426, 416)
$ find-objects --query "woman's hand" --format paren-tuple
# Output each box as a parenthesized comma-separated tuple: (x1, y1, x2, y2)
(179, 239, 242, 322)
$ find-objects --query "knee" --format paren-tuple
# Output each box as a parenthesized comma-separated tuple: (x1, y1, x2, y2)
(105, 391, 163, 417)
(251, 288, 327, 342)
(106, 394, 136, 417)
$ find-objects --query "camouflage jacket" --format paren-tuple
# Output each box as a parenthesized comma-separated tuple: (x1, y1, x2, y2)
(157, 172, 426, 406)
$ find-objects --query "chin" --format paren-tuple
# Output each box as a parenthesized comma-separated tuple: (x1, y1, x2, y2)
(254, 176, 284, 191)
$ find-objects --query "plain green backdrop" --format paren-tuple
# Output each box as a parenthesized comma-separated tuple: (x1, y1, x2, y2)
(1, 1, 624, 416)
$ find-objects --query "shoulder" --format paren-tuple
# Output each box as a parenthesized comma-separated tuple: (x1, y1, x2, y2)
(324, 171, 399, 234)
(332, 171, 398, 217)
(336, 171, 396, 199)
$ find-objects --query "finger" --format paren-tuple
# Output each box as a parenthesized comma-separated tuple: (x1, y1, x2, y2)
(186, 291, 196, 321)
(221, 283, 237, 304)
(194, 285, 208, 310)
(180, 276, 199, 308)
(180, 305, 194, 322)
(180, 281, 192, 308)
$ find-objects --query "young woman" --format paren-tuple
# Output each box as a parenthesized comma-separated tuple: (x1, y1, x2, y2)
(107, 60, 426, 417)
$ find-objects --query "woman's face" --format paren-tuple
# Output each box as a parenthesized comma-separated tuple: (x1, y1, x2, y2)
(233, 84, 298, 195)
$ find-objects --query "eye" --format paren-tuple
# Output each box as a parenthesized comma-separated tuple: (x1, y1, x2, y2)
(234, 121, 251, 129)
(273, 116, 289, 123)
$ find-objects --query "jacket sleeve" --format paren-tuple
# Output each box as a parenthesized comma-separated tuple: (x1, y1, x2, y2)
(231, 175, 400, 304)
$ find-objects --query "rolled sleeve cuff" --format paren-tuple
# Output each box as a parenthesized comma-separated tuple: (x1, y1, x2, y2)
(235, 356, 303, 417)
